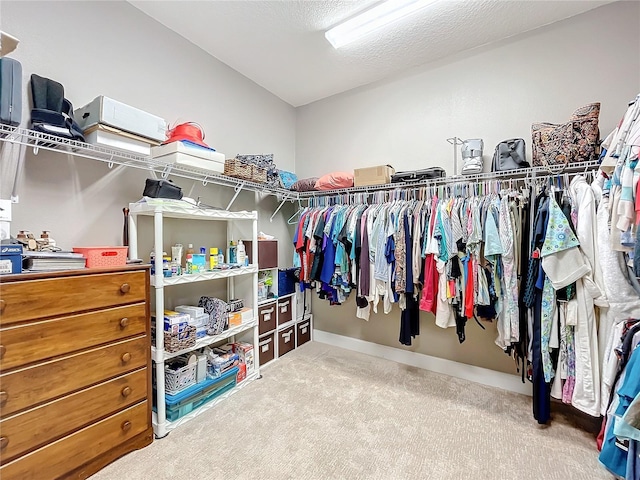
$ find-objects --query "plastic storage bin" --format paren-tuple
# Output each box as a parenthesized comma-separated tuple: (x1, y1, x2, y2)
(72, 246, 128, 268)
(164, 359, 197, 395)
(159, 367, 239, 421)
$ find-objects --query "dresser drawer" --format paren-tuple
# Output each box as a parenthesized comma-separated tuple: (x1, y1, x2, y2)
(0, 303, 147, 371)
(258, 303, 276, 335)
(277, 298, 292, 325)
(0, 368, 147, 463)
(0, 401, 148, 480)
(0, 270, 147, 325)
(0, 336, 148, 416)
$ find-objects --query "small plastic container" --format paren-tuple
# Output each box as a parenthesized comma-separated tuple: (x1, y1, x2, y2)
(73, 246, 128, 268)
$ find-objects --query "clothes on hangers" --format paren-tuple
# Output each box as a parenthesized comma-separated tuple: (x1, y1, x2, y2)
(293, 98, 640, 432)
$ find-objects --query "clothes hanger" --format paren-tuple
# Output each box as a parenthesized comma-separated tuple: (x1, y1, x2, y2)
(287, 199, 305, 225)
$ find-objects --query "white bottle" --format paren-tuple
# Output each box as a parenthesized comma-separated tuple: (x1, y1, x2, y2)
(237, 240, 246, 266)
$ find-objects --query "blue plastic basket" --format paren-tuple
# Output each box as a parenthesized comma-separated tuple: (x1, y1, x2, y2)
(154, 367, 239, 421)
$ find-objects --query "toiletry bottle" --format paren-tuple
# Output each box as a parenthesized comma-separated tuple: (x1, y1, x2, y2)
(210, 247, 219, 269)
(218, 250, 224, 266)
(172, 244, 183, 275)
(150, 250, 155, 275)
(186, 244, 195, 262)
(186, 254, 194, 274)
(228, 240, 237, 264)
(237, 240, 246, 267)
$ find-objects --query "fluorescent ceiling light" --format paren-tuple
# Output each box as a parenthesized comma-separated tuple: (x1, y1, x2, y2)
(325, 0, 438, 49)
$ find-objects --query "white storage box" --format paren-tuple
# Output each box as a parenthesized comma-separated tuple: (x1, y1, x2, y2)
(84, 124, 157, 156)
(151, 142, 225, 174)
(75, 96, 167, 142)
(175, 305, 205, 320)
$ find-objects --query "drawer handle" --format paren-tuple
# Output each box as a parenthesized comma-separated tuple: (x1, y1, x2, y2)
(0, 436, 8, 450)
(0, 345, 5, 359)
(121, 421, 132, 433)
(120, 283, 131, 294)
(0, 299, 5, 313)
(279, 300, 290, 308)
(121, 386, 132, 397)
(0, 391, 7, 405)
(299, 322, 310, 329)
(119, 317, 129, 328)
(121, 352, 132, 363)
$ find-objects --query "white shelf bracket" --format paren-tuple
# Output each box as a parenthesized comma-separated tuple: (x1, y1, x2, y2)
(161, 164, 173, 179)
(226, 182, 245, 211)
(270, 195, 291, 223)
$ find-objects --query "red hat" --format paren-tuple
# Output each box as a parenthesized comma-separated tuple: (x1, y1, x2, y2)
(163, 122, 209, 148)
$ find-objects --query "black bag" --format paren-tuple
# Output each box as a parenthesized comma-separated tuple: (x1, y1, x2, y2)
(492, 138, 529, 171)
(391, 167, 446, 183)
(143, 179, 183, 200)
(0, 57, 22, 126)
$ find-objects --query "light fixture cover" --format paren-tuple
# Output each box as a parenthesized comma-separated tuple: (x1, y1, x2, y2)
(325, 0, 438, 49)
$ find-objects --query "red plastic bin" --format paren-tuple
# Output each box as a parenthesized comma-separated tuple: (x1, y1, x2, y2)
(73, 246, 128, 268)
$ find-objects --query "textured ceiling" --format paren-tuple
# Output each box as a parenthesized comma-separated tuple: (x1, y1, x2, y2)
(130, 0, 614, 107)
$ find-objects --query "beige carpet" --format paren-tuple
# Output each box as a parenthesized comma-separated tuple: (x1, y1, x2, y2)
(91, 341, 611, 480)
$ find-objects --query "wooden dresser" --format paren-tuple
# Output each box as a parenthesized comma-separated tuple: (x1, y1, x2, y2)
(0, 265, 153, 479)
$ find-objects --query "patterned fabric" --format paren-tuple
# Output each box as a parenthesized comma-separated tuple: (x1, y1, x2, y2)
(395, 211, 406, 294)
(198, 296, 229, 335)
(235, 154, 280, 188)
(531, 103, 600, 167)
(498, 196, 519, 347)
(541, 277, 556, 382)
(278, 170, 298, 189)
(540, 197, 580, 257)
(562, 325, 576, 403)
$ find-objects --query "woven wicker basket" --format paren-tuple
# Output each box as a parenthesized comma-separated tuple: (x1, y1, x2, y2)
(224, 159, 267, 184)
(164, 325, 196, 353)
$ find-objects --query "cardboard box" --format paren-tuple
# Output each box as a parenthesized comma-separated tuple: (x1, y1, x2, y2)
(160, 310, 191, 333)
(354, 165, 395, 187)
(236, 363, 247, 383)
(233, 341, 255, 374)
(229, 307, 253, 326)
(151, 142, 226, 175)
(75, 96, 167, 142)
(175, 305, 205, 320)
(83, 124, 158, 156)
(0, 244, 22, 274)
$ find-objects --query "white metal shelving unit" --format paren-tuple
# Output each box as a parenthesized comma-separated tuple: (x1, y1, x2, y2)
(128, 199, 260, 438)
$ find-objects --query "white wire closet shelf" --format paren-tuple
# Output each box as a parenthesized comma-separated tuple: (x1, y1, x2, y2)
(0, 124, 293, 198)
(297, 159, 602, 199)
(150, 265, 258, 287)
(152, 319, 258, 362)
(129, 199, 258, 220)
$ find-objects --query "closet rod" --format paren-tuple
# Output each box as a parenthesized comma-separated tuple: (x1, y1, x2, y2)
(299, 160, 601, 199)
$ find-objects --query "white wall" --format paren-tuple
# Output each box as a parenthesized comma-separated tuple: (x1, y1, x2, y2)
(296, 1, 640, 373)
(296, 1, 640, 179)
(0, 0, 296, 268)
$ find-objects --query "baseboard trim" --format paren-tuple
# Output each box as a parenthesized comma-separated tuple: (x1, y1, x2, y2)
(313, 329, 533, 396)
